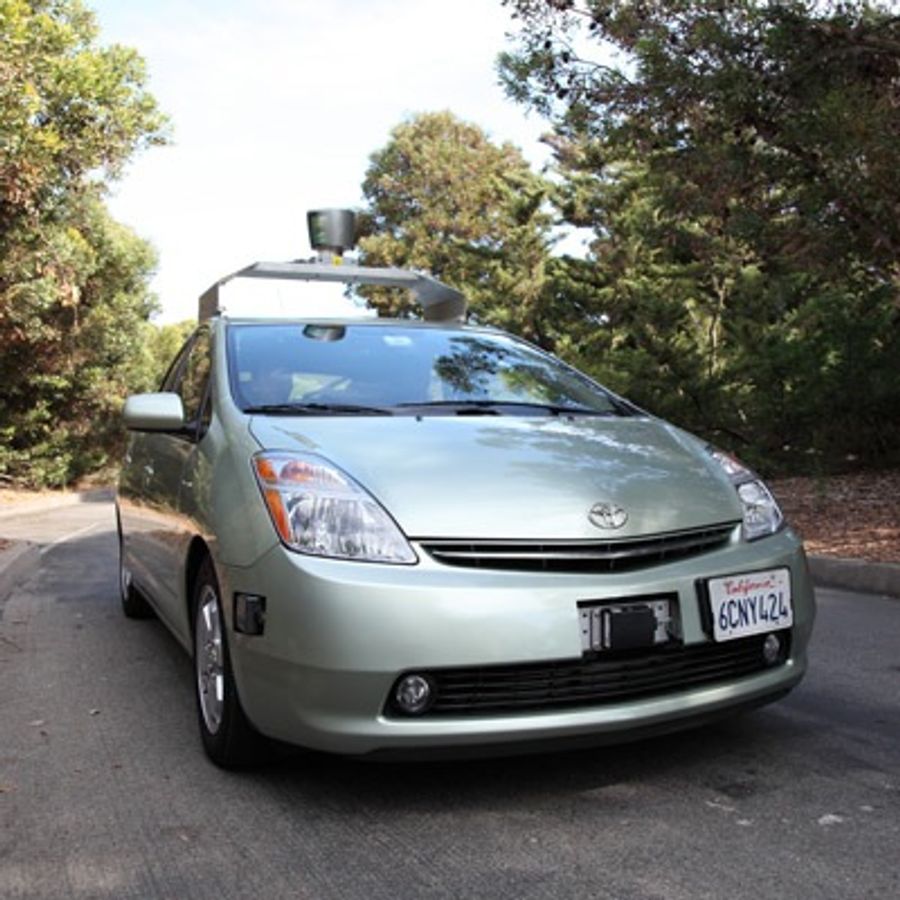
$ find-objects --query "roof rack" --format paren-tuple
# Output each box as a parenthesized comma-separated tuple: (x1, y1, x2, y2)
(198, 260, 467, 324)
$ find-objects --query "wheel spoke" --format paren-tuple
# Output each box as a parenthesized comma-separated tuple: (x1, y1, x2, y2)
(195, 584, 225, 735)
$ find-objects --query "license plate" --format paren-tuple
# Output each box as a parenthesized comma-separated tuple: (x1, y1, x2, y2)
(707, 568, 793, 642)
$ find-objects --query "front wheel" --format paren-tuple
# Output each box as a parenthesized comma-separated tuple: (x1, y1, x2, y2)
(192, 556, 266, 768)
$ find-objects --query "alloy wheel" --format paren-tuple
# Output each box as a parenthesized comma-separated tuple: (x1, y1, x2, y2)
(195, 585, 225, 734)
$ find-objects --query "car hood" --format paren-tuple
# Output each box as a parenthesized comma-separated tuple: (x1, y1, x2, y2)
(249, 414, 742, 540)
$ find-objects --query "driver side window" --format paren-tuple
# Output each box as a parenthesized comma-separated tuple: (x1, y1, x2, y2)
(180, 330, 211, 428)
(164, 328, 212, 438)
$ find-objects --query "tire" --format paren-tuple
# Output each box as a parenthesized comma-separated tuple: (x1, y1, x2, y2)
(117, 515, 154, 619)
(192, 556, 266, 768)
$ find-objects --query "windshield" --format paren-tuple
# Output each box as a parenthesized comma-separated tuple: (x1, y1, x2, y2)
(227, 323, 625, 416)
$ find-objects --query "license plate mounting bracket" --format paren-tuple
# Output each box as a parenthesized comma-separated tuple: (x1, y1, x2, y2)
(578, 594, 679, 653)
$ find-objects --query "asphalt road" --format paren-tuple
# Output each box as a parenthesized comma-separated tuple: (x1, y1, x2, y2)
(1, 500, 898, 900)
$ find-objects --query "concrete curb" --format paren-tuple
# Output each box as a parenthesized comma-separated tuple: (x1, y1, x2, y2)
(0, 540, 41, 605)
(809, 555, 900, 600)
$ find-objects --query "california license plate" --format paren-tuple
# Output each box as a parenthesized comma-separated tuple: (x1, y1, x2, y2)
(707, 568, 793, 642)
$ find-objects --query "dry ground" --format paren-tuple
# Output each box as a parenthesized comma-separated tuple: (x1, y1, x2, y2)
(770, 469, 900, 564)
(2, 472, 899, 563)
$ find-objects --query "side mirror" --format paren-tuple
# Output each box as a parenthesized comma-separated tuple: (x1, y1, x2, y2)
(123, 393, 185, 432)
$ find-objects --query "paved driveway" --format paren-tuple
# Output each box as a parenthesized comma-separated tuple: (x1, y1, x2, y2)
(1, 500, 898, 899)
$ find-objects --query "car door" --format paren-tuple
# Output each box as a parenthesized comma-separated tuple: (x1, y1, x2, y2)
(120, 334, 195, 610)
(124, 328, 211, 639)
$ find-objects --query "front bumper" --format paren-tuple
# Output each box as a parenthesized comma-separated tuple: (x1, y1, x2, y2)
(221, 527, 814, 755)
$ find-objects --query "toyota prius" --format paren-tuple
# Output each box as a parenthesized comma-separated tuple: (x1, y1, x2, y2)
(117, 210, 815, 767)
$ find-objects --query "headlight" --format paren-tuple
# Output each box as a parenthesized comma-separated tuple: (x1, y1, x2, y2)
(252, 452, 417, 564)
(707, 447, 784, 542)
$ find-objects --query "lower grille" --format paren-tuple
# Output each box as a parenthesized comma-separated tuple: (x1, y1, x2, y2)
(386, 633, 790, 718)
(419, 523, 738, 573)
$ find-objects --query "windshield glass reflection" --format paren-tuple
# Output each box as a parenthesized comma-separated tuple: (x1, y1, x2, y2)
(228, 324, 622, 415)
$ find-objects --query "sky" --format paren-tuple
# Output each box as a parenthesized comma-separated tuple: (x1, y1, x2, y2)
(89, 0, 560, 323)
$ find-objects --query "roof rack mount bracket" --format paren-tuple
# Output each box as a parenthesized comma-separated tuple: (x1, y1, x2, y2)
(198, 261, 466, 323)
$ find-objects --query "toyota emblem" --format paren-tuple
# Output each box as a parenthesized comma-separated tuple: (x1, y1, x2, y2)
(588, 502, 628, 530)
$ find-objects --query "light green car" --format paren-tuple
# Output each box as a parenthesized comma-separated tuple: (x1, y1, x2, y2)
(117, 212, 814, 767)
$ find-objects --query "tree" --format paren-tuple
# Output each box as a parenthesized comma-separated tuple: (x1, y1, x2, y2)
(0, 0, 168, 486)
(499, 0, 900, 471)
(358, 111, 558, 347)
(502, 1, 899, 274)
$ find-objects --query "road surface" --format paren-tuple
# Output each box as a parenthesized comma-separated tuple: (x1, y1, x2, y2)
(1, 499, 898, 899)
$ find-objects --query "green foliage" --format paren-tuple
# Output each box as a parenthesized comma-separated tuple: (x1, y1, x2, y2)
(500, 0, 900, 473)
(358, 111, 558, 347)
(0, 0, 169, 486)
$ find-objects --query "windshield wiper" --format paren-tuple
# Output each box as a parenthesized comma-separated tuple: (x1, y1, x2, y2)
(392, 400, 502, 416)
(487, 401, 619, 416)
(243, 402, 395, 416)
(393, 400, 618, 417)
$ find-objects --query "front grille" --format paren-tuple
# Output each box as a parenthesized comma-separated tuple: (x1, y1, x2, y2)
(387, 633, 789, 718)
(419, 523, 738, 573)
